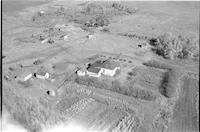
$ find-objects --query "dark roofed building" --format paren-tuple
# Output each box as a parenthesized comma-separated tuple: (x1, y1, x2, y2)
(87, 67, 101, 73)
(86, 67, 103, 77)
(87, 60, 120, 77)
(91, 60, 119, 70)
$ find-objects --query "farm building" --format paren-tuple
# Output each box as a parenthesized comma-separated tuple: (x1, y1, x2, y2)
(86, 34, 93, 39)
(77, 68, 87, 76)
(60, 35, 68, 40)
(77, 70, 86, 76)
(41, 38, 48, 44)
(16, 72, 33, 82)
(35, 72, 49, 80)
(76, 60, 120, 77)
(46, 90, 55, 96)
(91, 60, 120, 77)
(86, 67, 103, 77)
(34, 67, 50, 80)
(39, 10, 45, 15)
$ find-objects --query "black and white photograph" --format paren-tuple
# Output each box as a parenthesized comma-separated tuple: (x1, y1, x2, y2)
(1, 0, 199, 132)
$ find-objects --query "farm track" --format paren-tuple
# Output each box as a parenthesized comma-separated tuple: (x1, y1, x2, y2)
(3, 44, 73, 65)
(169, 76, 199, 132)
(157, 59, 199, 74)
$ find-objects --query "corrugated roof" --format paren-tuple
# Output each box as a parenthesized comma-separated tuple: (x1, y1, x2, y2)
(87, 67, 101, 73)
(91, 60, 119, 70)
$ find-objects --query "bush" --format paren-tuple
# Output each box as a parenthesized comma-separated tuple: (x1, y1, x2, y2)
(84, 15, 109, 28)
(149, 34, 199, 60)
(84, 3, 104, 16)
(112, 2, 137, 15)
(142, 60, 173, 70)
(159, 69, 179, 98)
(80, 2, 138, 28)
(75, 76, 108, 89)
(130, 87, 157, 101)
(95, 15, 109, 27)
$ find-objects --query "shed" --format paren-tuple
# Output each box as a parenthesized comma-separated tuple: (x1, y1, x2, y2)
(47, 90, 55, 96)
(77, 70, 86, 76)
(41, 38, 48, 44)
(87, 34, 93, 39)
(39, 11, 45, 14)
(63, 35, 68, 40)
(17, 72, 33, 82)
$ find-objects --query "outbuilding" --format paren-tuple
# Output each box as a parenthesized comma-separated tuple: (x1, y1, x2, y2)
(77, 70, 86, 76)
(47, 90, 55, 96)
(41, 38, 48, 44)
(35, 73, 49, 80)
(86, 34, 93, 39)
(39, 10, 45, 15)
(16, 72, 33, 82)
(63, 35, 68, 40)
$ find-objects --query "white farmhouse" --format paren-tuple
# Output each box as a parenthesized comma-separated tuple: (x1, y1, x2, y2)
(35, 73, 49, 80)
(35, 67, 50, 80)
(91, 61, 120, 77)
(86, 67, 103, 77)
(101, 63, 120, 76)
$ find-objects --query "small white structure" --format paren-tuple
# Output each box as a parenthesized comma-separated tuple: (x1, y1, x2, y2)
(39, 11, 45, 14)
(47, 90, 55, 96)
(87, 34, 93, 39)
(86, 67, 103, 77)
(17, 72, 33, 82)
(45, 73, 50, 79)
(36, 74, 45, 79)
(36, 73, 49, 80)
(63, 35, 68, 40)
(41, 38, 48, 44)
(24, 73, 33, 81)
(77, 70, 86, 76)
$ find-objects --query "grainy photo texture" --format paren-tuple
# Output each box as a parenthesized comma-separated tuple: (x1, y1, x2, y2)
(1, 0, 199, 132)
